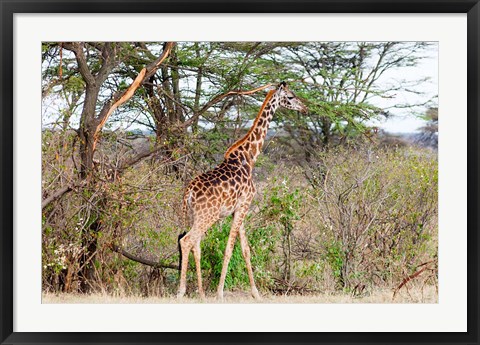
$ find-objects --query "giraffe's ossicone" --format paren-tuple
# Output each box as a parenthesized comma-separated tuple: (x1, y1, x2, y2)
(177, 82, 308, 300)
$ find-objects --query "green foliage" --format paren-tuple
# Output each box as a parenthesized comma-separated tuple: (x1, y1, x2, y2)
(265, 180, 301, 225)
(42, 41, 433, 148)
(261, 179, 302, 281)
(200, 217, 277, 292)
(324, 240, 345, 287)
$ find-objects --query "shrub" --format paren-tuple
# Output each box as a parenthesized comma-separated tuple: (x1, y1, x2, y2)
(306, 144, 438, 291)
(42, 129, 437, 297)
(200, 216, 278, 293)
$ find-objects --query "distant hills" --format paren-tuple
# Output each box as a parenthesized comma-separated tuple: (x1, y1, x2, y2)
(382, 131, 438, 150)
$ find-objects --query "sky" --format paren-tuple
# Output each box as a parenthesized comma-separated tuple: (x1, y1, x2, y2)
(367, 44, 438, 133)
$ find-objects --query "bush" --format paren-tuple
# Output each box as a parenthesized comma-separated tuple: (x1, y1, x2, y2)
(306, 144, 438, 291)
(42, 130, 437, 297)
(200, 217, 277, 293)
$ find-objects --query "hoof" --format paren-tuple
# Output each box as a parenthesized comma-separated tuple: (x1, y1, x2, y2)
(252, 288, 261, 300)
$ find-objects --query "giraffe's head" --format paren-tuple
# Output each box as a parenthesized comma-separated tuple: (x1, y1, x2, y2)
(276, 81, 308, 114)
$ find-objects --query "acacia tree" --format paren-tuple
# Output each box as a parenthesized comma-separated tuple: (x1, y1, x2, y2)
(265, 42, 432, 157)
(42, 42, 175, 291)
(112, 42, 291, 165)
(42, 41, 434, 179)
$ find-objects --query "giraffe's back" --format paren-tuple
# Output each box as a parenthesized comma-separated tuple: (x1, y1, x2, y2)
(183, 157, 254, 226)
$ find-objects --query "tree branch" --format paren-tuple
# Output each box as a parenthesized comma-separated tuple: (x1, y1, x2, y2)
(182, 83, 273, 128)
(117, 145, 163, 172)
(42, 179, 89, 210)
(42, 185, 72, 210)
(63, 42, 96, 87)
(144, 42, 176, 80)
(110, 244, 179, 270)
(92, 42, 175, 151)
(95, 43, 118, 86)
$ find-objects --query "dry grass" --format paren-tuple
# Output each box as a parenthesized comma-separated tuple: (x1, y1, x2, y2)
(43, 285, 437, 304)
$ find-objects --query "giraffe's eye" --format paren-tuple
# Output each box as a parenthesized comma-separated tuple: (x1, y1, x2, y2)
(287, 96, 295, 100)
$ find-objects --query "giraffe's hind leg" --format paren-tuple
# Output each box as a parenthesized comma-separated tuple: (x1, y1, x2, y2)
(192, 240, 205, 300)
(177, 233, 193, 299)
(178, 215, 218, 299)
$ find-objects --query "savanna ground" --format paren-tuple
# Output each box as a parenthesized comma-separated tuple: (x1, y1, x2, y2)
(42, 42, 438, 304)
(44, 285, 437, 304)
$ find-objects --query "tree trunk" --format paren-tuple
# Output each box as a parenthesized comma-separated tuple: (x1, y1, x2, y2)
(321, 118, 331, 146)
(78, 87, 101, 293)
(79, 212, 101, 293)
(77, 128, 101, 293)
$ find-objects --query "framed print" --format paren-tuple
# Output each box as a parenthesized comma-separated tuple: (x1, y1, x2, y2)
(1, 0, 479, 344)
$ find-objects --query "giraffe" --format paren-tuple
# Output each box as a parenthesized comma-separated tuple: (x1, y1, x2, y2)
(177, 82, 307, 300)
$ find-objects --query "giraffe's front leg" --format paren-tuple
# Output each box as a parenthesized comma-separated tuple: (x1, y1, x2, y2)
(238, 223, 261, 300)
(216, 224, 240, 301)
(217, 208, 251, 300)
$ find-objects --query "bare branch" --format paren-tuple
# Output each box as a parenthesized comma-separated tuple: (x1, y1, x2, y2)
(392, 261, 436, 301)
(42, 185, 72, 210)
(110, 244, 179, 270)
(95, 43, 118, 85)
(92, 42, 175, 151)
(63, 42, 96, 87)
(183, 83, 273, 128)
(117, 146, 163, 172)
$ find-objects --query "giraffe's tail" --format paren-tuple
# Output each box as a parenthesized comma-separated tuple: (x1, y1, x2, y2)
(178, 187, 190, 271)
(177, 231, 187, 272)
(182, 190, 190, 230)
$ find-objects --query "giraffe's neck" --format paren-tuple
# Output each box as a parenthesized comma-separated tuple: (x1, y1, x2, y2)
(224, 90, 279, 164)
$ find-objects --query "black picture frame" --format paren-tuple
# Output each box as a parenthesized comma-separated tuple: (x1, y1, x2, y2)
(1, 1, 478, 344)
